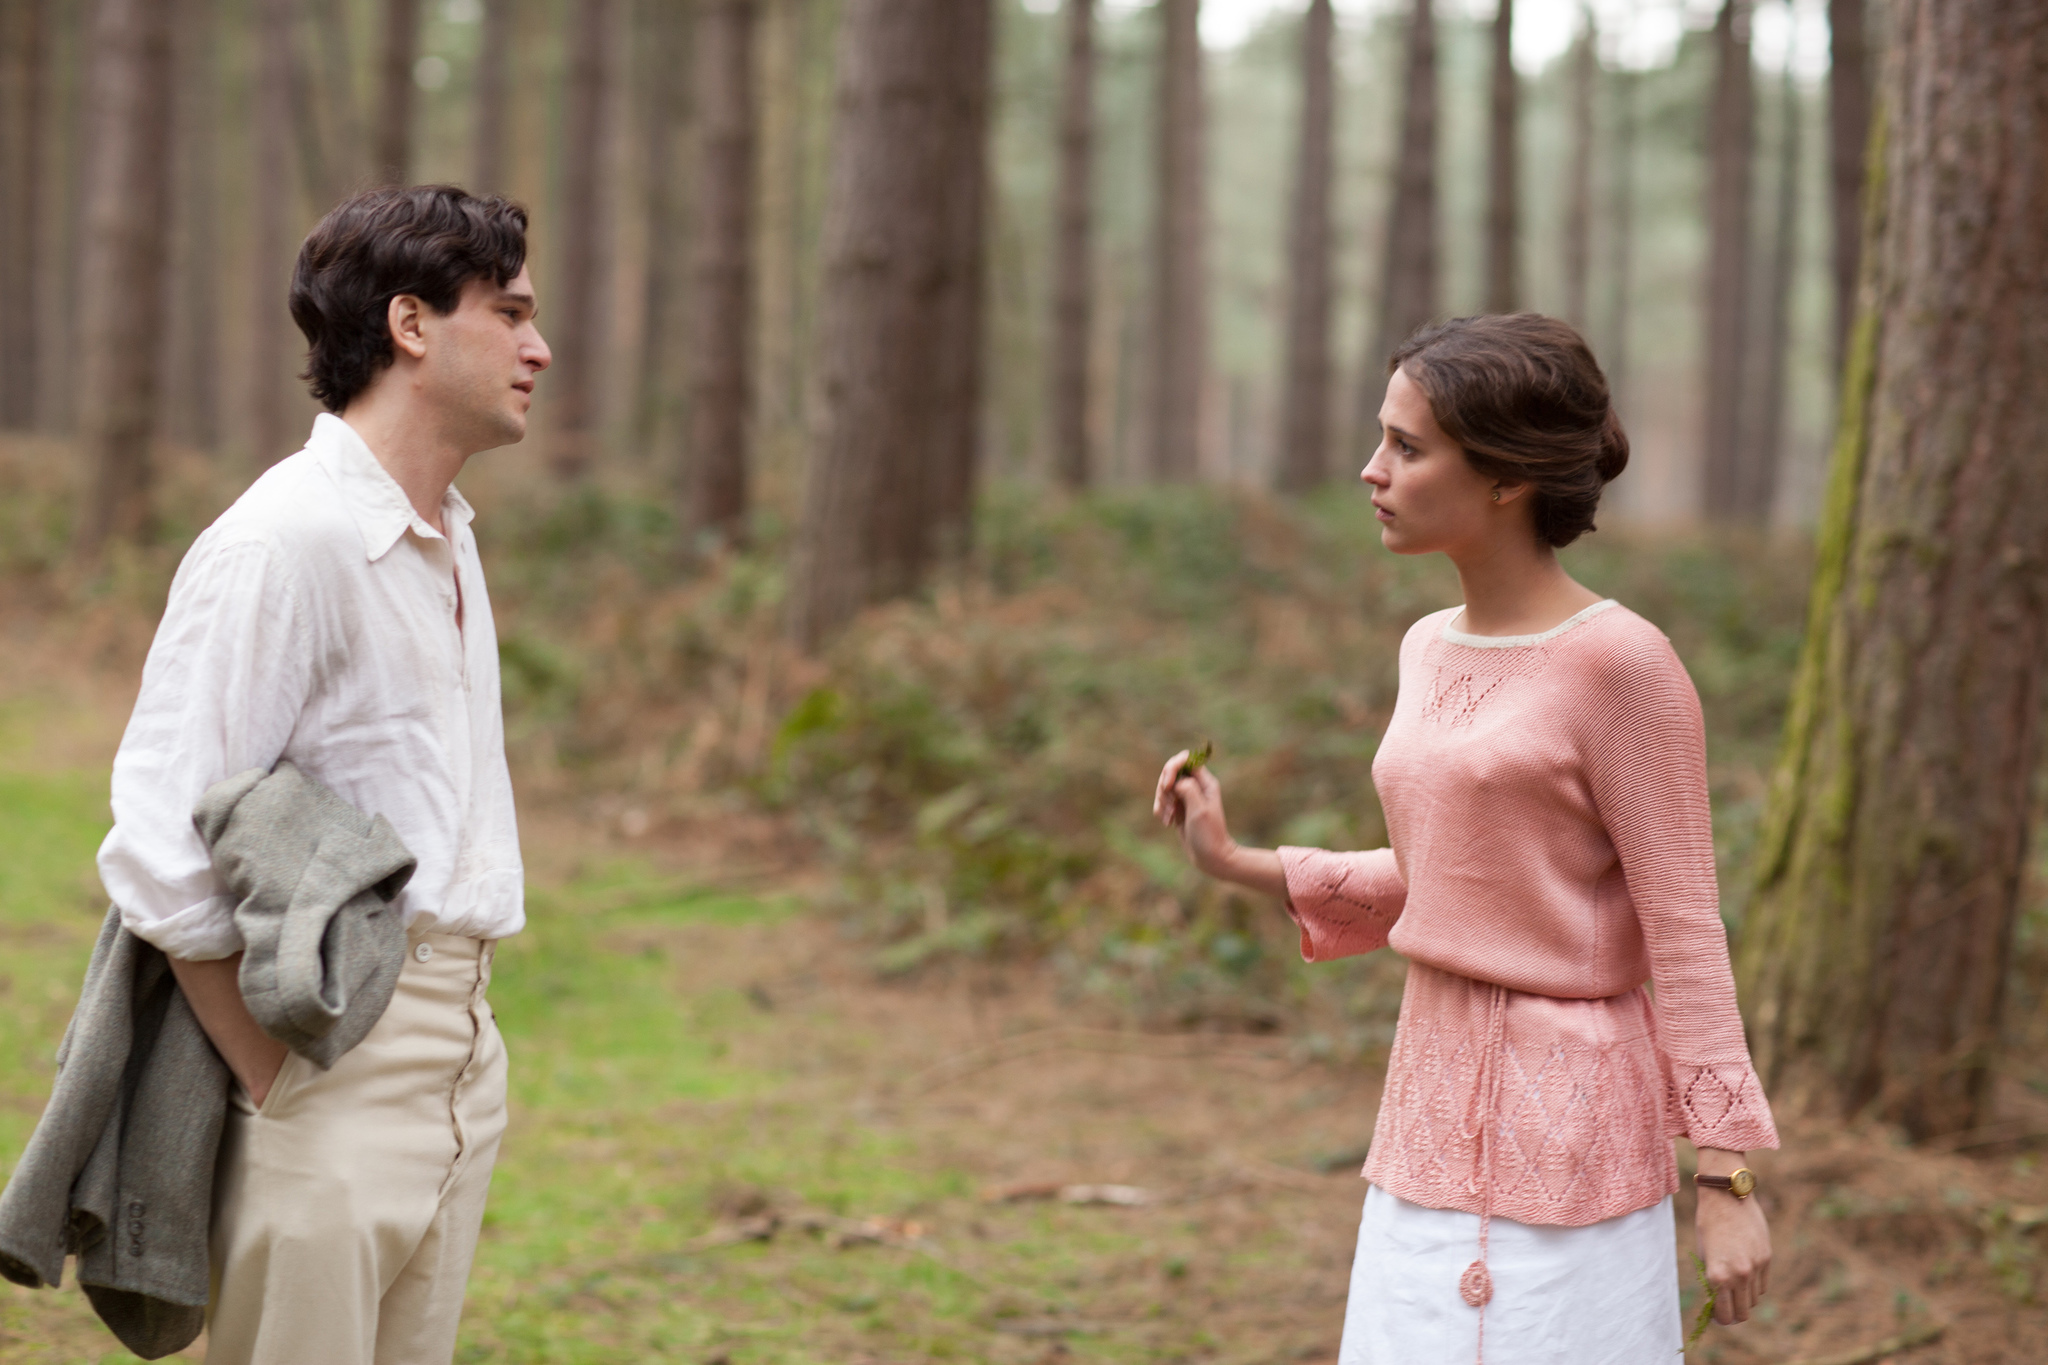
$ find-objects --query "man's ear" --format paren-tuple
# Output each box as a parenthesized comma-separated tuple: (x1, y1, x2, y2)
(387, 294, 428, 361)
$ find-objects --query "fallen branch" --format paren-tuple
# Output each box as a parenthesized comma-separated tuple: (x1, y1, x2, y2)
(1778, 1319, 1945, 1365)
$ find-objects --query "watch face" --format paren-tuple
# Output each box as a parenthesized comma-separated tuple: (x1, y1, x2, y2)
(1730, 1168, 1756, 1198)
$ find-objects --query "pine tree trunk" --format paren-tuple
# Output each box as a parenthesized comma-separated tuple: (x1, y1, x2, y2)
(1148, 0, 1205, 482)
(1701, 0, 1755, 520)
(1745, 59, 1799, 522)
(168, 0, 221, 452)
(1372, 0, 1437, 373)
(0, 0, 46, 428)
(250, 0, 295, 466)
(1562, 9, 1594, 331)
(306, 0, 362, 200)
(633, 0, 690, 451)
(76, 0, 176, 552)
(1484, 0, 1517, 315)
(548, 0, 616, 479)
(472, 0, 513, 192)
(789, 0, 969, 648)
(1828, 0, 1870, 371)
(685, 0, 757, 541)
(927, 0, 991, 558)
(1049, 0, 1096, 492)
(1603, 63, 1637, 412)
(752, 0, 817, 452)
(374, 0, 419, 185)
(1737, 0, 2048, 1139)
(1274, 0, 1333, 493)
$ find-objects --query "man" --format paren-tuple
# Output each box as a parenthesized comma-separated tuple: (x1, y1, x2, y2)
(96, 185, 549, 1363)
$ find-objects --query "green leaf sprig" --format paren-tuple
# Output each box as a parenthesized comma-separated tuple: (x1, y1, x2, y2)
(1682, 1254, 1718, 1354)
(1178, 741, 1213, 778)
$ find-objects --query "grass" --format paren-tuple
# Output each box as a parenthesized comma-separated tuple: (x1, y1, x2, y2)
(0, 754, 1277, 1365)
(3, 456, 2045, 1362)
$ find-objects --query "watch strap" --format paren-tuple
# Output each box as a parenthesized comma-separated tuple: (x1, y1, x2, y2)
(1694, 1168, 1756, 1198)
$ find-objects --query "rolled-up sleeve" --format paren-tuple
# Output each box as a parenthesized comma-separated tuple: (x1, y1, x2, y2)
(1278, 846, 1407, 962)
(97, 534, 311, 960)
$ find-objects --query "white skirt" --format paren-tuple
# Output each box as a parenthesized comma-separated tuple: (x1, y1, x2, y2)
(1337, 1185, 1682, 1365)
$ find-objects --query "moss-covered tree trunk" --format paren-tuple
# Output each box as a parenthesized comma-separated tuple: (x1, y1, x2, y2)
(1738, 0, 2048, 1139)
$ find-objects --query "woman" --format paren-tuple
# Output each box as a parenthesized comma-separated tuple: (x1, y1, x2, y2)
(1154, 314, 1775, 1364)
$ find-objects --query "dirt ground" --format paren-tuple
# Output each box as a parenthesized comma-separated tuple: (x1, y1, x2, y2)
(2, 603, 2045, 1364)
(512, 798, 2048, 1365)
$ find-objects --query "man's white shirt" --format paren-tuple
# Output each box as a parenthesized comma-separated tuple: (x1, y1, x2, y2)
(98, 413, 525, 960)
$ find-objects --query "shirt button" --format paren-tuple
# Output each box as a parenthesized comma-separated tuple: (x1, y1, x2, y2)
(414, 942, 434, 963)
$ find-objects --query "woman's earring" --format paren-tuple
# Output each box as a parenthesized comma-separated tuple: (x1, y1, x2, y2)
(1491, 489, 1501, 503)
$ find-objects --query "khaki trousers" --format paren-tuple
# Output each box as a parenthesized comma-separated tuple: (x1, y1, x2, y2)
(206, 932, 508, 1365)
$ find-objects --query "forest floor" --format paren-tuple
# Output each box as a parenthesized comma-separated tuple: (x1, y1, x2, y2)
(0, 444, 2044, 1363)
(1, 672, 2045, 1365)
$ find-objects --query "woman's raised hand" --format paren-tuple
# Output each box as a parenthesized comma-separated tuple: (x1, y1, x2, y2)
(1151, 751, 1290, 899)
(1153, 752, 1233, 877)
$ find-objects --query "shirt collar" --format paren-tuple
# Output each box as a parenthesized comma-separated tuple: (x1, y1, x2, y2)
(306, 413, 474, 562)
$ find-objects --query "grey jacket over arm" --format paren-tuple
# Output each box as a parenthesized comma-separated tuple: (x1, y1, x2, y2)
(0, 762, 414, 1359)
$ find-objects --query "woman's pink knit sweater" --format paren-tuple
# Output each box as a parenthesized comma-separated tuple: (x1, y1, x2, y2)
(1281, 599, 1778, 1229)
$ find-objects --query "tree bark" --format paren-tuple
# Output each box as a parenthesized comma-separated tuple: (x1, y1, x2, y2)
(1701, 0, 1755, 521)
(1148, 0, 1205, 482)
(250, 0, 296, 466)
(753, 0, 819, 450)
(1371, 0, 1437, 377)
(1274, 0, 1333, 493)
(305, 0, 362, 201)
(633, 0, 690, 451)
(1484, 0, 1518, 314)
(1049, 0, 1096, 492)
(788, 0, 972, 648)
(1746, 59, 1800, 523)
(168, 0, 221, 452)
(1562, 8, 1594, 331)
(548, 0, 617, 479)
(1737, 0, 2048, 1139)
(472, 0, 514, 192)
(1603, 63, 1637, 413)
(75, 0, 176, 552)
(926, 0, 991, 559)
(1828, 0, 1870, 371)
(0, 0, 48, 429)
(685, 0, 757, 541)
(374, 0, 420, 186)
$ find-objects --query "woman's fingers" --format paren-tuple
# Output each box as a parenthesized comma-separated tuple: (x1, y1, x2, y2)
(1154, 752, 1190, 822)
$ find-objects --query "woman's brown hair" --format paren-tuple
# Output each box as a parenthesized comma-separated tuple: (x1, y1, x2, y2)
(1388, 313, 1629, 548)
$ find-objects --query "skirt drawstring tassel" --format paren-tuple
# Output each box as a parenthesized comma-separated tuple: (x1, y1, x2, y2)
(1462, 983, 1509, 1361)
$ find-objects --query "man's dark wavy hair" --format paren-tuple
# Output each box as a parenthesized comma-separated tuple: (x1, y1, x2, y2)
(289, 185, 529, 412)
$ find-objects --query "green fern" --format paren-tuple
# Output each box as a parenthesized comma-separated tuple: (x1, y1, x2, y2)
(1682, 1254, 1718, 1354)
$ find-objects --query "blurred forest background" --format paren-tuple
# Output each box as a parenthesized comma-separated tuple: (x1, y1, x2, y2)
(0, 0, 1849, 535)
(5, 0, 2048, 1361)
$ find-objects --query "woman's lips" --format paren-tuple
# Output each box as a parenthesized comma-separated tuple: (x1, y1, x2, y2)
(1373, 501, 1393, 522)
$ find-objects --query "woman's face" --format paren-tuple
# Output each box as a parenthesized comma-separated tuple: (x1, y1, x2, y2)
(1361, 367, 1511, 557)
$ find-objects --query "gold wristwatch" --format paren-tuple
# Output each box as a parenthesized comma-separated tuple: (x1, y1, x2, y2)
(1694, 1167, 1757, 1199)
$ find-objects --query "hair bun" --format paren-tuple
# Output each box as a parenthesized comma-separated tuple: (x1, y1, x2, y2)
(1595, 407, 1630, 483)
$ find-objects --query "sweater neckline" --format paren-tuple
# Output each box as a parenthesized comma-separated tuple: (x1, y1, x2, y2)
(1439, 598, 1618, 649)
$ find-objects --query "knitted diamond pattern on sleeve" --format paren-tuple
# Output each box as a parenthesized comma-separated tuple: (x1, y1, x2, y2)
(1280, 604, 1778, 1226)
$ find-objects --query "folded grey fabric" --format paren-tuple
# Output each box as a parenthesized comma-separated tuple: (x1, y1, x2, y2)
(0, 763, 416, 1358)
(0, 908, 229, 1358)
(195, 761, 416, 1069)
